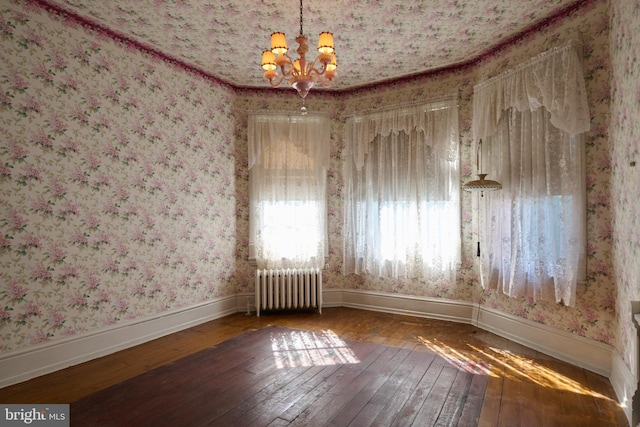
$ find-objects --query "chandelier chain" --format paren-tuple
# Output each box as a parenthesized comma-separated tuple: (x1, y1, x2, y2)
(299, 0, 303, 36)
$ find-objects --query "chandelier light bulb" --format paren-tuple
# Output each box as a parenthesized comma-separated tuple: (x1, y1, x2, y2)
(317, 32, 335, 54)
(270, 32, 288, 55)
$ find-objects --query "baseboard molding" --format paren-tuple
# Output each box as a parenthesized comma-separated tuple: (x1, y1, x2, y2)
(320, 288, 344, 308)
(238, 288, 472, 323)
(316, 289, 613, 378)
(611, 348, 636, 426)
(1, 288, 617, 400)
(339, 289, 475, 324)
(475, 304, 612, 377)
(0, 296, 237, 388)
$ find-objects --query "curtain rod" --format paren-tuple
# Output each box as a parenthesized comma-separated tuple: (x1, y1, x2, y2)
(474, 40, 581, 91)
(344, 93, 458, 120)
(249, 109, 329, 117)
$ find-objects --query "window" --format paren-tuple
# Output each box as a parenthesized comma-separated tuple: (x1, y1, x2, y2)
(472, 41, 590, 306)
(257, 200, 323, 261)
(343, 98, 460, 281)
(248, 113, 329, 270)
(378, 200, 459, 265)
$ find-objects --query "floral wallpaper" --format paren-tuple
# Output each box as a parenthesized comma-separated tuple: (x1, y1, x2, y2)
(1, 0, 634, 386)
(610, 0, 640, 373)
(0, 1, 238, 351)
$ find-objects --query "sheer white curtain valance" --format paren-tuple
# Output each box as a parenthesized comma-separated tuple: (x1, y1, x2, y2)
(472, 41, 590, 140)
(248, 113, 330, 270)
(347, 98, 459, 170)
(248, 113, 330, 172)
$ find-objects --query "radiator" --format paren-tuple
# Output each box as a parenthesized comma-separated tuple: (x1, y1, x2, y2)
(255, 268, 322, 317)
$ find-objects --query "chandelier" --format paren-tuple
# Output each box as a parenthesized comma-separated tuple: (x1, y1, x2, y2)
(261, 0, 337, 99)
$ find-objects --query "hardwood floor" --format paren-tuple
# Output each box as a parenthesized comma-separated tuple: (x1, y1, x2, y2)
(0, 307, 628, 426)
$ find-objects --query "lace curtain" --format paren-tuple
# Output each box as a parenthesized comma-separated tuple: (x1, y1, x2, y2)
(472, 41, 590, 306)
(248, 112, 330, 270)
(343, 98, 460, 280)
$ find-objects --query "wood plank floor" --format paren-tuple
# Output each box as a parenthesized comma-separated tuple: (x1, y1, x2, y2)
(0, 307, 628, 426)
(68, 326, 486, 426)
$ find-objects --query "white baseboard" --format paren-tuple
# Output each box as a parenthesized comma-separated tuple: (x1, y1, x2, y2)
(476, 304, 612, 377)
(320, 288, 344, 308)
(611, 349, 636, 426)
(339, 289, 474, 324)
(239, 288, 472, 323)
(0, 296, 237, 388)
(1, 288, 618, 407)
(319, 289, 613, 378)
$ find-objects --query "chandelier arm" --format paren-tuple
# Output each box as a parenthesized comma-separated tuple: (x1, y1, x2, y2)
(304, 57, 328, 76)
(277, 53, 296, 77)
(267, 74, 288, 88)
(305, 67, 326, 77)
(308, 70, 333, 87)
(279, 64, 293, 78)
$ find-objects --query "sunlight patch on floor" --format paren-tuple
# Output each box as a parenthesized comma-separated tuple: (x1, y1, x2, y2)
(417, 334, 615, 402)
(271, 329, 360, 368)
(471, 345, 615, 401)
(417, 336, 492, 375)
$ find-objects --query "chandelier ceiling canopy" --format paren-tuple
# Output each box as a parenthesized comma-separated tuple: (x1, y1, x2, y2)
(261, 0, 337, 99)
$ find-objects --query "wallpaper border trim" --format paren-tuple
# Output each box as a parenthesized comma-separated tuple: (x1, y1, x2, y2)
(0, 296, 237, 388)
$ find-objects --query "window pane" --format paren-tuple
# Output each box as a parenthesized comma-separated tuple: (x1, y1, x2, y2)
(260, 201, 321, 260)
